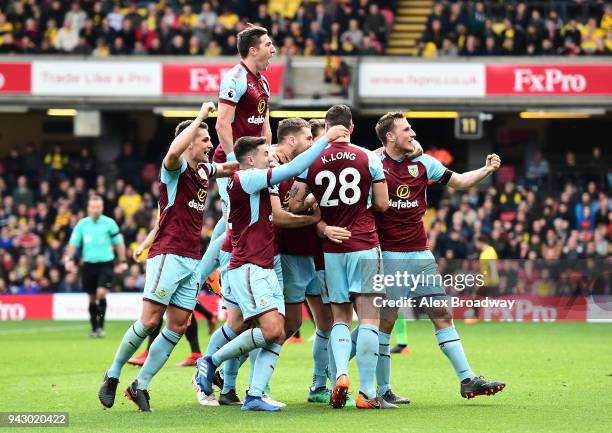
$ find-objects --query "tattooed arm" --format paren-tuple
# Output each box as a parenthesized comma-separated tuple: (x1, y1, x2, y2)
(288, 180, 314, 213)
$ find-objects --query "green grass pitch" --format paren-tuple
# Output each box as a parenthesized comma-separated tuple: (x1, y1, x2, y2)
(1, 320, 611, 433)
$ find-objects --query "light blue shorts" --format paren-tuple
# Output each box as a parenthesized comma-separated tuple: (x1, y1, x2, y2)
(273, 254, 283, 290)
(144, 254, 199, 311)
(216, 177, 229, 214)
(228, 263, 285, 321)
(381, 250, 446, 300)
(219, 250, 238, 309)
(324, 246, 383, 304)
(317, 270, 329, 304)
(281, 255, 320, 303)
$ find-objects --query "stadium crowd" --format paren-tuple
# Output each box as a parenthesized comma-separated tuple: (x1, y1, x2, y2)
(0, 0, 394, 56)
(0, 141, 609, 296)
(420, 1, 612, 56)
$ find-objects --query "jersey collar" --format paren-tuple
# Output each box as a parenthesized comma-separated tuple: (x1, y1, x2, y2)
(383, 150, 405, 163)
(240, 61, 260, 78)
(331, 140, 350, 146)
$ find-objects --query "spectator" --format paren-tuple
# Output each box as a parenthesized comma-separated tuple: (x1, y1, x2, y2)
(365, 4, 389, 43)
(460, 34, 480, 56)
(168, 34, 187, 55)
(65, 2, 87, 33)
(217, 7, 239, 31)
(482, 35, 499, 55)
(125, 2, 144, 29)
(360, 35, 379, 55)
(58, 271, 80, 293)
(581, 17, 605, 53)
(469, 2, 488, 37)
(558, 151, 580, 185)
(107, 5, 124, 32)
(205, 39, 221, 56)
(280, 36, 299, 56)
(54, 19, 78, 52)
(314, 4, 333, 34)
(525, 151, 550, 189)
(193, 19, 212, 50)
(564, 19, 582, 47)
(118, 185, 142, 219)
(92, 37, 110, 57)
(18, 277, 39, 295)
(118, 19, 136, 52)
(46, 267, 62, 292)
(342, 19, 364, 49)
(199, 2, 218, 29)
(90, 2, 105, 28)
(12, 176, 34, 208)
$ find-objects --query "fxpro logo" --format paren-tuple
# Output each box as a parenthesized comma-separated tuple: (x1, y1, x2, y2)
(248, 115, 265, 125)
(0, 301, 26, 320)
(513, 68, 587, 93)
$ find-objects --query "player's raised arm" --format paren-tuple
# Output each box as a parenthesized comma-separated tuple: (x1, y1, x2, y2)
(446, 154, 501, 190)
(164, 102, 216, 171)
(263, 109, 272, 145)
(211, 161, 240, 178)
(268, 125, 348, 186)
(215, 102, 237, 157)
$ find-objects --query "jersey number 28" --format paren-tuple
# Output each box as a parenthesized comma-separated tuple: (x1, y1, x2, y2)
(315, 168, 361, 207)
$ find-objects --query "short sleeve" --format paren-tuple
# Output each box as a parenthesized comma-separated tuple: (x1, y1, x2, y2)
(68, 221, 83, 247)
(417, 154, 451, 184)
(108, 218, 123, 245)
(161, 159, 188, 184)
(219, 69, 247, 106)
(367, 150, 386, 182)
(197, 162, 217, 179)
(238, 168, 272, 194)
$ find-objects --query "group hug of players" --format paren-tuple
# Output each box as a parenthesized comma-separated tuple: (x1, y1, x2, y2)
(96, 25, 505, 413)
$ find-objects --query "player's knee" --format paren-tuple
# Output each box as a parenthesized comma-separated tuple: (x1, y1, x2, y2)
(261, 322, 284, 344)
(141, 316, 161, 333)
(380, 317, 396, 334)
(284, 318, 302, 339)
(170, 322, 189, 335)
(428, 306, 453, 325)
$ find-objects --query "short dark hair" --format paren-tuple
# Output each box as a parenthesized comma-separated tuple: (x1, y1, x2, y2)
(88, 194, 103, 203)
(237, 25, 268, 59)
(175, 120, 208, 137)
(234, 136, 267, 162)
(476, 234, 491, 245)
(375, 112, 405, 145)
(308, 119, 325, 138)
(325, 104, 352, 128)
(277, 118, 309, 143)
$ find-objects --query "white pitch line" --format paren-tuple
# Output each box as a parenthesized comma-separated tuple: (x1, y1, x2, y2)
(0, 324, 87, 335)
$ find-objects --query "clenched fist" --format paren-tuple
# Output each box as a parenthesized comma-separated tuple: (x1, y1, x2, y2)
(485, 154, 501, 175)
